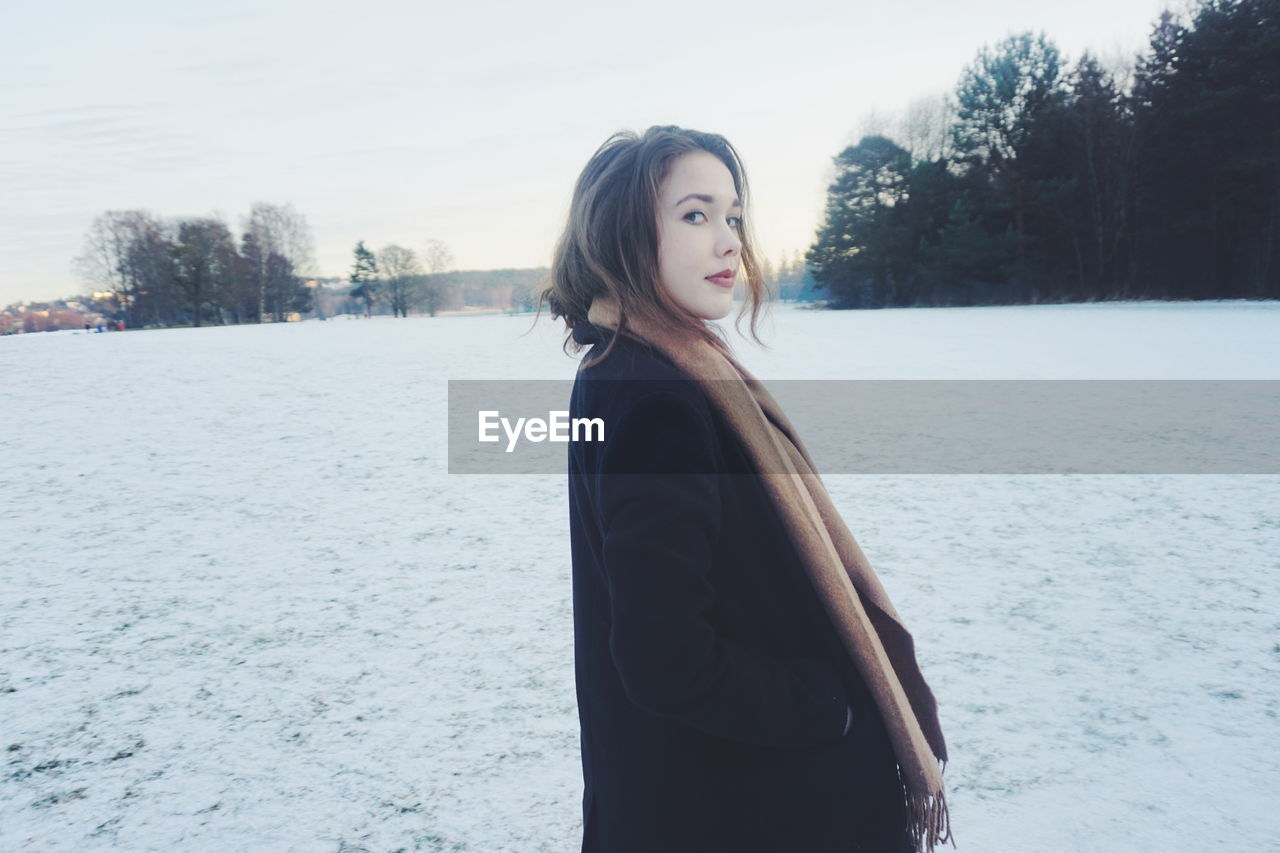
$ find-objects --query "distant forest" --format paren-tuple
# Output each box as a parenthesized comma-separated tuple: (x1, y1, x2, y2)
(807, 0, 1279, 308)
(66, 205, 552, 328)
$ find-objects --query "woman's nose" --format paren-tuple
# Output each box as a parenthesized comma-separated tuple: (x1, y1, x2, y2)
(717, 225, 742, 257)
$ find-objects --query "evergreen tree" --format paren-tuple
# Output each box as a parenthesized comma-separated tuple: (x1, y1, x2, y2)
(807, 135, 913, 307)
(951, 31, 1072, 301)
(1132, 0, 1279, 298)
(787, 249, 821, 301)
(917, 197, 1018, 306)
(237, 231, 266, 323)
(349, 241, 380, 318)
(1131, 10, 1193, 298)
(1063, 53, 1134, 300)
(171, 218, 238, 326)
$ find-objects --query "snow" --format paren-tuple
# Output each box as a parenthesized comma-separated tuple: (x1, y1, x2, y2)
(2, 301, 1277, 851)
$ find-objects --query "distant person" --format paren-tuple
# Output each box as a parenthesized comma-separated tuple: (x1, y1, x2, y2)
(539, 126, 952, 853)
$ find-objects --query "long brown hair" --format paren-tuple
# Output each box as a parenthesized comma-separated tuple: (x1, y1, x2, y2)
(535, 125, 770, 368)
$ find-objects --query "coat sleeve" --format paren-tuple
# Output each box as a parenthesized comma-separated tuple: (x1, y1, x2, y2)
(597, 391, 851, 749)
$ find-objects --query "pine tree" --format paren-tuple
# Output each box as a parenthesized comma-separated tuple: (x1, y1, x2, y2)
(1132, 0, 1279, 299)
(1063, 53, 1133, 300)
(349, 241, 380, 318)
(951, 31, 1072, 301)
(807, 135, 912, 307)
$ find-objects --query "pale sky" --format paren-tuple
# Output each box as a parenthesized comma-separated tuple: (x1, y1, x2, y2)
(1, 0, 1175, 305)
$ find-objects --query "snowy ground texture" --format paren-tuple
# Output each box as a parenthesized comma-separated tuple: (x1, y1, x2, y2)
(2, 301, 1278, 852)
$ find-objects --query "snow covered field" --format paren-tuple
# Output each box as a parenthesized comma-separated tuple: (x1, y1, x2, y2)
(2, 301, 1277, 852)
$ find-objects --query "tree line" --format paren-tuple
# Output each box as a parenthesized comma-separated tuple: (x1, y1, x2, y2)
(808, 0, 1279, 308)
(74, 203, 316, 328)
(346, 239, 455, 318)
(72, 203, 474, 325)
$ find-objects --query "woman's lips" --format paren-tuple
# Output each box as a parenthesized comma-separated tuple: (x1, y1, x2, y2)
(705, 273, 735, 288)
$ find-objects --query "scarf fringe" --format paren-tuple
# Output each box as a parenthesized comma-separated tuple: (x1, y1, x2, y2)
(904, 760, 955, 852)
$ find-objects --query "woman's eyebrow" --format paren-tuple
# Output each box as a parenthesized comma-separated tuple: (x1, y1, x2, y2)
(674, 193, 742, 208)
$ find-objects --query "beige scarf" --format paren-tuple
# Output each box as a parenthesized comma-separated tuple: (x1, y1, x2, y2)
(586, 295, 954, 852)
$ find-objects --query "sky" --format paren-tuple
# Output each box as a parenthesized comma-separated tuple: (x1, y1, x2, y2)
(1, 0, 1177, 305)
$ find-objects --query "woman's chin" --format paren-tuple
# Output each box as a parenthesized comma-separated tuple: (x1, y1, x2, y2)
(698, 295, 735, 321)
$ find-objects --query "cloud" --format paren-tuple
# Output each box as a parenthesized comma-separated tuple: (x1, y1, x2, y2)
(0, 104, 190, 154)
(9, 104, 144, 121)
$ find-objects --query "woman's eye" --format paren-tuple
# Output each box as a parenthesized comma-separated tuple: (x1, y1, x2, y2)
(682, 211, 742, 228)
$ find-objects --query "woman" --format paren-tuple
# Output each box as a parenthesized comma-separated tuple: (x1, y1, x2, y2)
(538, 126, 952, 853)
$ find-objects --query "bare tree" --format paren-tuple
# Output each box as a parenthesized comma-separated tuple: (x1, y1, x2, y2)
(243, 203, 316, 321)
(73, 210, 165, 325)
(421, 238, 454, 274)
(848, 107, 893, 145)
(419, 238, 455, 317)
(1095, 39, 1137, 96)
(377, 244, 423, 317)
(73, 212, 132, 309)
(898, 92, 955, 163)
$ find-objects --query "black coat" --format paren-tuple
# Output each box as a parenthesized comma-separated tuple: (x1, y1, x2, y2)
(566, 323, 911, 853)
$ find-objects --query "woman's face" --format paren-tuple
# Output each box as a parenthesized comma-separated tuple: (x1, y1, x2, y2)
(654, 150, 743, 321)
